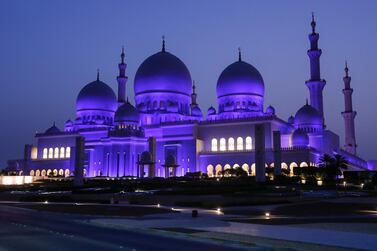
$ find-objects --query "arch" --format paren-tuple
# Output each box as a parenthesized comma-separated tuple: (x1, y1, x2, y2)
(19, 170, 23, 176)
(300, 162, 308, 167)
(60, 147, 65, 158)
(215, 164, 222, 177)
(233, 163, 240, 169)
(58, 169, 64, 176)
(241, 163, 249, 175)
(251, 163, 256, 176)
(228, 137, 235, 151)
(48, 148, 53, 158)
(207, 164, 214, 177)
(35, 170, 40, 177)
(41, 169, 47, 176)
(54, 148, 59, 158)
(30, 170, 35, 176)
(211, 138, 218, 152)
(290, 162, 298, 176)
(53, 169, 58, 176)
(65, 147, 71, 158)
(47, 169, 52, 176)
(236, 137, 243, 150)
(64, 169, 70, 177)
(245, 136, 252, 150)
(224, 164, 231, 170)
(43, 148, 48, 159)
(219, 138, 226, 151)
(281, 162, 288, 169)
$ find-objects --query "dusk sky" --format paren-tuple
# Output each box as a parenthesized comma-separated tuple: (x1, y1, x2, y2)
(1, 0, 377, 167)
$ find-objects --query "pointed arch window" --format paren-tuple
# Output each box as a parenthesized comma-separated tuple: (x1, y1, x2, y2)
(219, 138, 226, 151)
(211, 138, 218, 152)
(228, 138, 235, 151)
(246, 136, 252, 150)
(236, 137, 243, 150)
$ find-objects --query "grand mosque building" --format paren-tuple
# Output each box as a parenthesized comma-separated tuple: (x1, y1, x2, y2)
(7, 16, 376, 179)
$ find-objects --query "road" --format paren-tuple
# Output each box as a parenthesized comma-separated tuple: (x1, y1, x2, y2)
(0, 204, 245, 251)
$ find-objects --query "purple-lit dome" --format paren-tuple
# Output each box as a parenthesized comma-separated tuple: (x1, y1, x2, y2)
(45, 124, 61, 134)
(291, 129, 309, 147)
(207, 106, 216, 115)
(266, 105, 275, 115)
(191, 106, 203, 117)
(115, 102, 139, 123)
(76, 80, 117, 112)
(134, 51, 192, 97)
(216, 60, 264, 99)
(294, 103, 323, 128)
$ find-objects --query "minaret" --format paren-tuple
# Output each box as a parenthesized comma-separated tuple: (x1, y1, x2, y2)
(117, 46, 128, 106)
(190, 81, 198, 108)
(305, 13, 326, 124)
(341, 62, 357, 155)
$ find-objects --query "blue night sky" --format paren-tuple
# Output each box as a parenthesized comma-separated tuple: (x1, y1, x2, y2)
(1, 0, 377, 167)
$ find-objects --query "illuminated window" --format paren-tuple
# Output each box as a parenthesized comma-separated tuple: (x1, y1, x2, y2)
(30, 170, 35, 176)
(54, 148, 59, 158)
(48, 148, 53, 158)
(215, 164, 222, 177)
(211, 138, 218, 152)
(31, 147, 37, 159)
(41, 169, 46, 176)
(228, 138, 234, 151)
(53, 169, 58, 176)
(58, 169, 64, 176)
(246, 136, 252, 150)
(236, 137, 243, 150)
(60, 147, 65, 158)
(35, 170, 40, 176)
(219, 138, 226, 151)
(47, 169, 52, 176)
(43, 148, 48, 159)
(65, 147, 71, 158)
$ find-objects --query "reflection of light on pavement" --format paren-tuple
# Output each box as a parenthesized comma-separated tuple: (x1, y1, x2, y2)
(157, 203, 160, 208)
(44, 200, 48, 204)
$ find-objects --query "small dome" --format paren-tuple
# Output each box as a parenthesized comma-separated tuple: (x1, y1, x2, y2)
(165, 155, 177, 166)
(140, 151, 152, 164)
(65, 119, 73, 126)
(294, 103, 323, 128)
(134, 51, 192, 97)
(266, 105, 275, 115)
(76, 79, 117, 112)
(191, 106, 203, 117)
(291, 129, 309, 147)
(288, 115, 295, 124)
(45, 124, 61, 134)
(216, 60, 264, 99)
(115, 102, 139, 123)
(207, 106, 216, 115)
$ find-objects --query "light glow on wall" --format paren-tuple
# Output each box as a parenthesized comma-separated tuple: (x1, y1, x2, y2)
(0, 176, 35, 185)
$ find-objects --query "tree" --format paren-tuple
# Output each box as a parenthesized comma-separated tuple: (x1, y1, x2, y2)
(319, 154, 348, 182)
(221, 168, 248, 177)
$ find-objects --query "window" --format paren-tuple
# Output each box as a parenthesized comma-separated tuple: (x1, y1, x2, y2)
(207, 165, 214, 177)
(65, 147, 71, 158)
(48, 148, 53, 158)
(31, 147, 37, 159)
(60, 147, 65, 158)
(228, 138, 234, 151)
(211, 138, 218, 152)
(236, 137, 243, 150)
(43, 148, 48, 159)
(219, 138, 226, 151)
(246, 136, 252, 150)
(54, 148, 59, 158)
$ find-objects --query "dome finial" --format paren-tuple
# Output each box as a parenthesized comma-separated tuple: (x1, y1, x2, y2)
(96, 69, 100, 81)
(238, 47, 242, 62)
(311, 12, 316, 33)
(162, 35, 166, 52)
(121, 46, 125, 64)
(192, 80, 196, 93)
(345, 60, 349, 77)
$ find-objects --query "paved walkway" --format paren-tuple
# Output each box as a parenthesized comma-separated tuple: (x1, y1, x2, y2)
(89, 208, 377, 251)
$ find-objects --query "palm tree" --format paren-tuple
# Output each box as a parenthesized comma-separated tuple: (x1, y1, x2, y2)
(319, 154, 348, 182)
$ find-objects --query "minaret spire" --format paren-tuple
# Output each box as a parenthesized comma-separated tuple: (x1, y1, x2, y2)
(305, 13, 326, 126)
(190, 80, 198, 109)
(162, 35, 166, 52)
(341, 62, 357, 155)
(238, 47, 242, 62)
(96, 69, 100, 81)
(117, 46, 128, 105)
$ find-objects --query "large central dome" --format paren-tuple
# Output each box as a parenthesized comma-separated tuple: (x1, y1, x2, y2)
(216, 60, 264, 99)
(134, 51, 192, 96)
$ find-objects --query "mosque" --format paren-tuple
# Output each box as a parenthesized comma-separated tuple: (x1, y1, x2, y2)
(7, 16, 376, 180)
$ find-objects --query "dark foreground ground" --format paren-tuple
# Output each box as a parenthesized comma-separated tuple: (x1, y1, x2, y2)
(0, 204, 245, 251)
